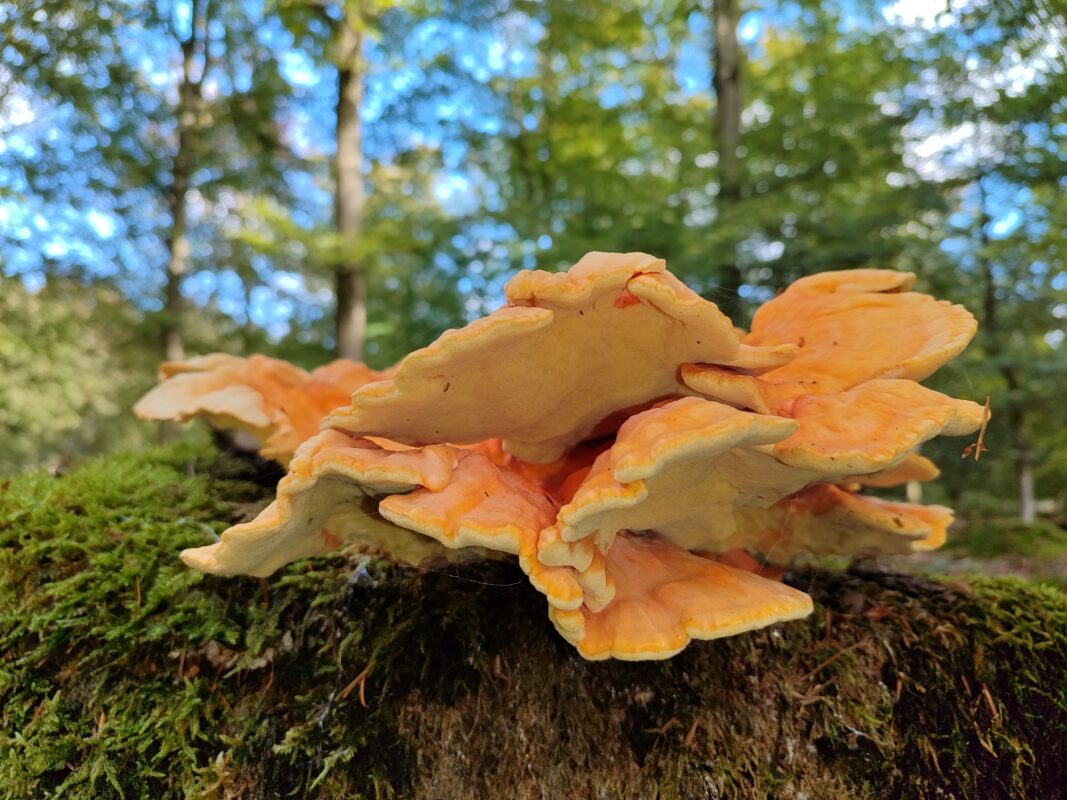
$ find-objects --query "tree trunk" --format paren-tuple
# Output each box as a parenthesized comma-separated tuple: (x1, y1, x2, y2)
(162, 0, 207, 364)
(977, 177, 1034, 522)
(711, 0, 743, 319)
(1019, 461, 1036, 522)
(334, 10, 367, 362)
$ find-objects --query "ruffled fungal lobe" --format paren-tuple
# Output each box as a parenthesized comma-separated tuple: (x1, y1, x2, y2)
(181, 430, 462, 577)
(136, 354, 391, 463)
(183, 431, 583, 610)
(548, 531, 813, 661)
(734, 484, 954, 559)
(325, 252, 790, 463)
(682, 268, 978, 413)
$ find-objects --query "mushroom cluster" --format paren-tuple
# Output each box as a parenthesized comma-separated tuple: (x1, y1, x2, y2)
(138, 252, 984, 660)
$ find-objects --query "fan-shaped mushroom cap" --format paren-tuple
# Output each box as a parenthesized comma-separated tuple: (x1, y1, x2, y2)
(548, 532, 813, 661)
(181, 430, 463, 577)
(325, 252, 789, 463)
(555, 398, 804, 558)
(682, 269, 978, 413)
(182, 430, 583, 609)
(135, 354, 391, 463)
(378, 450, 583, 609)
(770, 379, 986, 474)
(736, 484, 954, 560)
(844, 453, 940, 489)
(553, 384, 979, 572)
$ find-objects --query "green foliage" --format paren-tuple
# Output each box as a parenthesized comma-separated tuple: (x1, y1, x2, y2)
(469, 0, 952, 317)
(0, 0, 302, 312)
(236, 151, 472, 367)
(916, 0, 1067, 513)
(726, 10, 948, 291)
(947, 518, 1067, 561)
(0, 276, 156, 475)
(0, 272, 324, 474)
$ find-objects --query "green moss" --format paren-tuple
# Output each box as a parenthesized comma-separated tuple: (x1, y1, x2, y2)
(2, 444, 1066, 799)
(1, 439, 265, 796)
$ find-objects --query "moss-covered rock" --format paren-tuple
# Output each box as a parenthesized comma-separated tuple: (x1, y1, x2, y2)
(2, 443, 1066, 799)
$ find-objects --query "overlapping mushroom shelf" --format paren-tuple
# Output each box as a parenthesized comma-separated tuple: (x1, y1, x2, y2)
(139, 252, 985, 660)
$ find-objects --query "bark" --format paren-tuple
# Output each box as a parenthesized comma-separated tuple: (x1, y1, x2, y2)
(334, 9, 367, 362)
(977, 177, 1035, 522)
(1019, 462, 1036, 522)
(711, 0, 744, 319)
(162, 0, 209, 363)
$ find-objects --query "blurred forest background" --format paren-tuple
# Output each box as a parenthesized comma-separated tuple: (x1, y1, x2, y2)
(1, 0, 1065, 534)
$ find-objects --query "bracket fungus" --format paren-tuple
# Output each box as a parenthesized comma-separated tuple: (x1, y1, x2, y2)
(680, 268, 978, 415)
(324, 251, 791, 463)
(135, 354, 391, 464)
(141, 252, 985, 661)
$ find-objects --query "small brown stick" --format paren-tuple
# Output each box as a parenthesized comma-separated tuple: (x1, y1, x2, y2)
(645, 717, 680, 736)
(340, 665, 371, 708)
(962, 396, 991, 461)
(980, 683, 1000, 722)
(684, 719, 700, 748)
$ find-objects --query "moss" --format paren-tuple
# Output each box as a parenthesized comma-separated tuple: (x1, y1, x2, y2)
(2, 444, 1067, 799)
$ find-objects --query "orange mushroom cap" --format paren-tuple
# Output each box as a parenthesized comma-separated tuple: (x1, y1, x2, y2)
(135, 354, 391, 463)
(548, 531, 813, 661)
(735, 483, 954, 560)
(682, 268, 978, 413)
(770, 379, 986, 475)
(183, 430, 584, 610)
(181, 429, 464, 577)
(555, 398, 804, 560)
(552, 383, 980, 576)
(325, 252, 790, 463)
(378, 450, 583, 609)
(843, 452, 940, 489)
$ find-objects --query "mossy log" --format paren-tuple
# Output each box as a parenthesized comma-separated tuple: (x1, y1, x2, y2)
(2, 443, 1066, 799)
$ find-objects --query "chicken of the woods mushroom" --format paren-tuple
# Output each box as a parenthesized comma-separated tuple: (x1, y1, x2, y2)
(138, 251, 985, 661)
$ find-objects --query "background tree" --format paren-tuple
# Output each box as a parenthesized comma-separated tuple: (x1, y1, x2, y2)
(913, 0, 1067, 520)
(709, 0, 743, 316)
(0, 0, 1064, 532)
(266, 0, 505, 362)
(0, 0, 301, 359)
